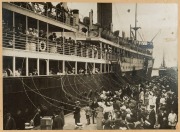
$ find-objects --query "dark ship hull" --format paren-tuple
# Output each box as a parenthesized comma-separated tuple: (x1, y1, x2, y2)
(3, 67, 152, 121)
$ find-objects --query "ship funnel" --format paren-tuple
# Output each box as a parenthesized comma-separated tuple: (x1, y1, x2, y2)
(72, 9, 79, 25)
(97, 3, 112, 30)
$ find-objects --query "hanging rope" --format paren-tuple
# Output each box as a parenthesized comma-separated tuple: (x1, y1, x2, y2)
(20, 58, 38, 109)
(20, 78, 75, 111)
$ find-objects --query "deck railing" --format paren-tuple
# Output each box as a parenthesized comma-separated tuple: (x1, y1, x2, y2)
(3, 32, 119, 61)
(9, 2, 76, 27)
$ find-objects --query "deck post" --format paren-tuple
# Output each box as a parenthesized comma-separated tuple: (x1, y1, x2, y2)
(75, 32, 77, 56)
(108, 63, 110, 73)
(85, 62, 87, 74)
(46, 59, 49, 75)
(37, 58, 39, 75)
(100, 63, 102, 73)
(63, 60, 65, 74)
(75, 61, 77, 74)
(62, 29, 64, 55)
(26, 16, 28, 47)
(47, 23, 49, 53)
(13, 56, 15, 77)
(26, 57, 28, 76)
(93, 63, 95, 74)
(12, 12, 15, 50)
(37, 20, 39, 52)
(104, 64, 106, 73)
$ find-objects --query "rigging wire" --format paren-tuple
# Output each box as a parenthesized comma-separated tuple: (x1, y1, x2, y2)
(20, 58, 38, 109)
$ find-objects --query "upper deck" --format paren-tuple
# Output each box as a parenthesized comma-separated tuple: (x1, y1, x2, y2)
(2, 2, 154, 78)
(2, 2, 153, 58)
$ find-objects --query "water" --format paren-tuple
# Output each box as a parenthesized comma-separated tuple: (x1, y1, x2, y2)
(151, 69, 159, 77)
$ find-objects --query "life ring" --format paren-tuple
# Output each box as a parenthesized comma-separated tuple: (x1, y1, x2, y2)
(39, 41, 46, 51)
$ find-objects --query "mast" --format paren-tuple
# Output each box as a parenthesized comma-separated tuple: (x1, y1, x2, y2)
(135, 3, 137, 40)
(131, 3, 140, 40)
(162, 50, 166, 68)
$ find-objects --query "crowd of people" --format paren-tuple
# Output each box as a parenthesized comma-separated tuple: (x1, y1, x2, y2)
(4, 74, 178, 130)
(11, 2, 73, 25)
(79, 75, 178, 130)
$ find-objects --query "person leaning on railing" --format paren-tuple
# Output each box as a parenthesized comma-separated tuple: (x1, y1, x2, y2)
(44, 2, 53, 16)
(48, 32, 57, 42)
(39, 30, 47, 38)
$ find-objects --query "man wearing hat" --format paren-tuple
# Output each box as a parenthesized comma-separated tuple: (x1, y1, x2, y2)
(148, 105, 156, 129)
(90, 99, 99, 124)
(158, 108, 168, 129)
(73, 101, 81, 126)
(52, 109, 64, 130)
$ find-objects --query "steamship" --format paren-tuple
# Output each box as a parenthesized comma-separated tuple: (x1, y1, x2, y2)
(2, 2, 154, 127)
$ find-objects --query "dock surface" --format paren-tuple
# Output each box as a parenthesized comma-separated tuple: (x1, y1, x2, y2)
(64, 110, 97, 130)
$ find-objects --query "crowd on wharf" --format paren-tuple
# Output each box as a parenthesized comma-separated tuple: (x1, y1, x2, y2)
(4, 74, 178, 130)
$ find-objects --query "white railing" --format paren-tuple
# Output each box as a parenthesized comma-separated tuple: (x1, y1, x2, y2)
(3, 32, 120, 61)
(9, 2, 76, 27)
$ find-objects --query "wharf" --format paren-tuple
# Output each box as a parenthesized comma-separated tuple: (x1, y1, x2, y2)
(63, 110, 97, 130)
(33, 110, 97, 130)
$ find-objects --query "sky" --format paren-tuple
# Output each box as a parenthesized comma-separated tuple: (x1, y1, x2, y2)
(64, 3, 178, 68)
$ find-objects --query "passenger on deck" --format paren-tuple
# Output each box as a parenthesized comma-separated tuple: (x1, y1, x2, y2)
(44, 2, 53, 16)
(72, 67, 75, 74)
(56, 2, 63, 18)
(95, 68, 99, 74)
(32, 3, 42, 14)
(49, 33, 57, 42)
(32, 28, 38, 37)
(49, 68, 55, 75)
(57, 70, 63, 75)
(39, 30, 47, 39)
(79, 68, 84, 74)
(16, 23, 23, 36)
(15, 68, 22, 76)
(32, 69, 38, 75)
(6, 67, 13, 76)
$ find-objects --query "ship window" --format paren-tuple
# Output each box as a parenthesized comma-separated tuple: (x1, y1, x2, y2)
(3, 9, 13, 31)
(39, 59, 47, 75)
(3, 56, 13, 77)
(3, 9, 13, 48)
(15, 13, 26, 50)
(102, 64, 105, 73)
(95, 63, 100, 74)
(15, 57, 26, 76)
(87, 63, 94, 74)
(65, 61, 75, 74)
(77, 62, 86, 74)
(28, 58, 37, 76)
(39, 20, 48, 45)
(28, 16, 37, 29)
(106, 64, 109, 72)
(49, 60, 62, 75)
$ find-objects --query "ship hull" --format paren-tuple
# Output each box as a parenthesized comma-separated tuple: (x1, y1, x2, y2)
(3, 68, 152, 123)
